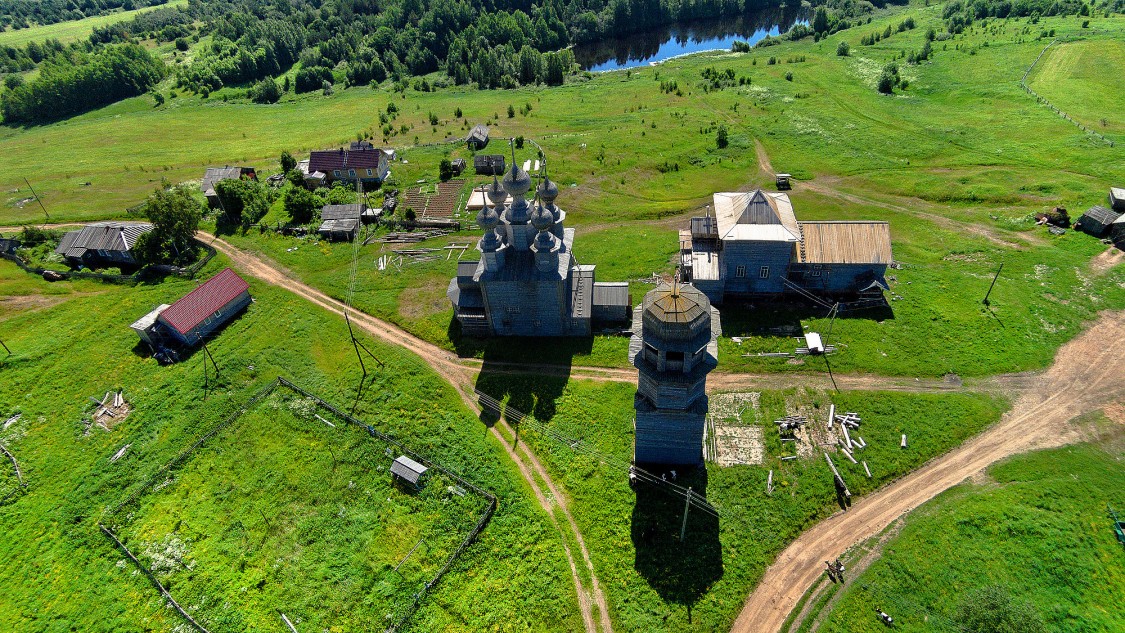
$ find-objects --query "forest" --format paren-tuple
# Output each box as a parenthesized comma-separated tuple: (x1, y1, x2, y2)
(0, 0, 169, 30)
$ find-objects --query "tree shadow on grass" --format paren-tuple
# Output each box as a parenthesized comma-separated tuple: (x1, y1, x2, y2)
(631, 467, 723, 623)
(718, 296, 894, 339)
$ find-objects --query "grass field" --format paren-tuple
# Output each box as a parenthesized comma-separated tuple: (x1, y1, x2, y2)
(0, 0, 188, 49)
(0, 258, 581, 632)
(475, 374, 1007, 632)
(1027, 38, 1125, 135)
(811, 434, 1125, 632)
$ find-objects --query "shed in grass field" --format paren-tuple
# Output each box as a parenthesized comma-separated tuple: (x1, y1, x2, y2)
(466, 124, 490, 150)
(157, 268, 252, 346)
(1110, 187, 1125, 212)
(317, 203, 363, 241)
(1076, 205, 1122, 237)
(391, 455, 428, 489)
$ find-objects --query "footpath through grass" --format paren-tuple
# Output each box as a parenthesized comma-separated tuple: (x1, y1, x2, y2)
(0, 258, 581, 632)
(476, 374, 1007, 632)
(815, 435, 1125, 632)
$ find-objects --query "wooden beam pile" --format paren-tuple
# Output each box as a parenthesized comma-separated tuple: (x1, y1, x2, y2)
(774, 415, 806, 433)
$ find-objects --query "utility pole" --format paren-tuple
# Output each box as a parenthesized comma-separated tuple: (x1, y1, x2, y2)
(0, 338, 9, 356)
(983, 262, 1004, 306)
(23, 178, 49, 222)
(680, 487, 693, 542)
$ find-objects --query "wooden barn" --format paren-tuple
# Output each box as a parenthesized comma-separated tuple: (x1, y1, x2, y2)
(451, 158, 467, 176)
(156, 268, 252, 346)
(466, 124, 489, 150)
(54, 222, 152, 269)
(202, 166, 257, 209)
(473, 154, 505, 176)
(317, 203, 363, 241)
(1076, 205, 1122, 237)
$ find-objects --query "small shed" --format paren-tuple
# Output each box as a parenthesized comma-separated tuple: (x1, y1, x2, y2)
(474, 154, 505, 176)
(1110, 187, 1125, 212)
(1111, 213, 1125, 241)
(129, 304, 171, 350)
(592, 282, 631, 325)
(1076, 205, 1122, 237)
(775, 173, 792, 190)
(466, 124, 489, 150)
(318, 203, 363, 241)
(451, 158, 466, 176)
(390, 455, 428, 489)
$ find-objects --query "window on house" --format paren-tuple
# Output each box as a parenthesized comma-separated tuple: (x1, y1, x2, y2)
(349, 169, 356, 177)
(760, 266, 770, 279)
(735, 265, 746, 278)
(811, 269, 822, 277)
(507, 306, 520, 314)
(333, 170, 341, 177)
(366, 169, 373, 176)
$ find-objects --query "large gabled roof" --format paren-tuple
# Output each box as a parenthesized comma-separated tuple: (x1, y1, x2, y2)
(713, 189, 801, 242)
(54, 222, 152, 258)
(158, 268, 249, 335)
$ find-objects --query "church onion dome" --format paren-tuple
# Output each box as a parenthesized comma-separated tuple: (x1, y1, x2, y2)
(537, 176, 559, 204)
(486, 176, 506, 205)
(502, 163, 532, 197)
(530, 202, 554, 231)
(476, 203, 500, 230)
(641, 282, 712, 341)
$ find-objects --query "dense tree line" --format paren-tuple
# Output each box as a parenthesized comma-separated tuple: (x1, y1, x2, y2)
(0, 0, 168, 31)
(942, 0, 1090, 32)
(1, 43, 164, 123)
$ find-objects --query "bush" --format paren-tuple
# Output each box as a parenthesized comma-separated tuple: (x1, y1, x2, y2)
(135, 185, 201, 266)
(249, 78, 281, 104)
(295, 66, 332, 93)
(955, 585, 1046, 633)
(785, 71, 793, 81)
(507, 104, 515, 118)
(877, 70, 896, 94)
(283, 185, 321, 224)
(280, 150, 296, 174)
(439, 158, 453, 182)
(836, 41, 850, 56)
(174, 37, 189, 52)
(716, 125, 729, 149)
(454, 106, 462, 118)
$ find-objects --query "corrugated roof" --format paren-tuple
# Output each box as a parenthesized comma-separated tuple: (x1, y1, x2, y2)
(797, 222, 893, 264)
(391, 455, 427, 484)
(309, 148, 384, 173)
(55, 222, 152, 257)
(159, 268, 250, 335)
(713, 190, 801, 242)
(202, 167, 253, 195)
(130, 304, 171, 331)
(320, 204, 364, 221)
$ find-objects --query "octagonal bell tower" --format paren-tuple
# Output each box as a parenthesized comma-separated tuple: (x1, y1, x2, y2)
(629, 281, 721, 466)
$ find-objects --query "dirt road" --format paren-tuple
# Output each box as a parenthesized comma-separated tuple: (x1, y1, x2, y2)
(730, 309, 1125, 633)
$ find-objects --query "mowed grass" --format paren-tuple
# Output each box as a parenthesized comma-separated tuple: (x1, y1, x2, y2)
(1028, 38, 1125, 135)
(0, 0, 189, 49)
(0, 258, 581, 632)
(476, 373, 1007, 632)
(815, 437, 1125, 632)
(112, 394, 491, 631)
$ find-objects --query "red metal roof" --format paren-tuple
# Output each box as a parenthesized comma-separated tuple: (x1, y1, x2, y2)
(159, 268, 250, 335)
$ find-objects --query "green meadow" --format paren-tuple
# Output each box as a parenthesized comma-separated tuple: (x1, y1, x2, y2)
(475, 373, 1007, 632)
(0, 0, 189, 49)
(0, 260, 581, 632)
(811, 436, 1125, 632)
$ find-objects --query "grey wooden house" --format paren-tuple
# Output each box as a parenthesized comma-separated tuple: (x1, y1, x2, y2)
(202, 166, 257, 209)
(629, 282, 720, 465)
(54, 222, 152, 269)
(447, 165, 630, 337)
(474, 154, 505, 176)
(1076, 205, 1121, 237)
(681, 189, 892, 304)
(466, 124, 489, 150)
(317, 203, 363, 241)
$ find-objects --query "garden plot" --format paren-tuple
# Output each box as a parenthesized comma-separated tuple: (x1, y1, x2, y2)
(713, 423, 765, 466)
(103, 383, 492, 632)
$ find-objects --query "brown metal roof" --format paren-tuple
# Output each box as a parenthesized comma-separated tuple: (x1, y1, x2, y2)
(797, 222, 893, 264)
(309, 148, 383, 173)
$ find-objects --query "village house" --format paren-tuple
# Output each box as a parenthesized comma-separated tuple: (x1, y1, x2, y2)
(448, 164, 631, 337)
(308, 144, 389, 187)
(466, 124, 489, 150)
(55, 222, 152, 269)
(202, 166, 257, 208)
(680, 189, 893, 304)
(130, 268, 252, 349)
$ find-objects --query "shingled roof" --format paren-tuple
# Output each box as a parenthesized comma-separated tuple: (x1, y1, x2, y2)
(159, 268, 249, 335)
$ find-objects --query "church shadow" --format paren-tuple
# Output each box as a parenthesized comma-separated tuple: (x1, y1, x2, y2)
(631, 467, 723, 621)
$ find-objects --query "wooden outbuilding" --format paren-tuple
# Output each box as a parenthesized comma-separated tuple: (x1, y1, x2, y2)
(317, 203, 363, 241)
(202, 166, 257, 208)
(1076, 205, 1122, 237)
(1110, 187, 1125, 212)
(451, 158, 466, 176)
(466, 124, 489, 150)
(473, 154, 505, 176)
(54, 222, 152, 269)
(390, 455, 428, 490)
(156, 268, 252, 347)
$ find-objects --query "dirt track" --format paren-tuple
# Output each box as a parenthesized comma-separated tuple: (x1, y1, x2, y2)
(198, 232, 615, 633)
(730, 309, 1125, 633)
